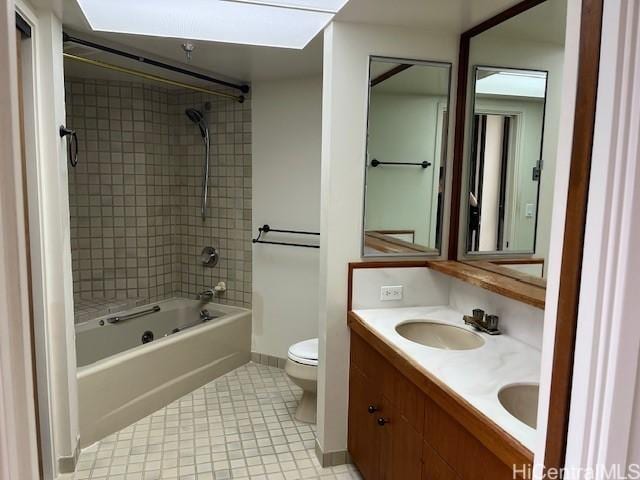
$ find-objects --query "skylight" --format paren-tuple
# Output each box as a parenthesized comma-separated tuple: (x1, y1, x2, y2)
(75, 0, 348, 50)
(222, 0, 350, 13)
(476, 71, 547, 99)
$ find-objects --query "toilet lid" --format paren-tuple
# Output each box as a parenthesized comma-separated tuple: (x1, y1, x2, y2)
(288, 338, 318, 366)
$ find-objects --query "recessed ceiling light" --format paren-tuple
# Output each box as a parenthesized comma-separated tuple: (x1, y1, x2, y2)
(75, 0, 336, 49)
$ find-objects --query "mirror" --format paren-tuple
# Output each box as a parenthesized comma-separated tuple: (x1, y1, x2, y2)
(461, 0, 567, 279)
(467, 66, 548, 255)
(362, 57, 451, 257)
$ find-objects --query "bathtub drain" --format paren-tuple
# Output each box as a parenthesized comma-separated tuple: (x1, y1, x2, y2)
(141, 330, 154, 344)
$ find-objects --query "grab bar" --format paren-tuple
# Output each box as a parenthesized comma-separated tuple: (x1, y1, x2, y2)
(163, 315, 219, 337)
(106, 305, 161, 324)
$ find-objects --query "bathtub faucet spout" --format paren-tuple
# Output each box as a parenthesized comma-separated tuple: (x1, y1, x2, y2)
(198, 288, 215, 301)
(198, 282, 227, 301)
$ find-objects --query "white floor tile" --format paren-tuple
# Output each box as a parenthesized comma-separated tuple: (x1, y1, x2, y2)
(70, 363, 361, 480)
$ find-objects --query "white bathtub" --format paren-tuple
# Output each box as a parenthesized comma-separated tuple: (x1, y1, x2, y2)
(76, 298, 251, 447)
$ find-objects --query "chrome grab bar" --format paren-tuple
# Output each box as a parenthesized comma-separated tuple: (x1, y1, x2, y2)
(106, 305, 161, 324)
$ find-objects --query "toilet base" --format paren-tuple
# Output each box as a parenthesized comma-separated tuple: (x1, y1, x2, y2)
(285, 359, 317, 424)
(295, 390, 317, 424)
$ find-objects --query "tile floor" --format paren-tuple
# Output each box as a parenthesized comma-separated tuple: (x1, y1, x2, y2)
(68, 362, 361, 480)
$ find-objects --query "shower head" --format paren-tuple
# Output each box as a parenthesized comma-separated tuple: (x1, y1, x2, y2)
(185, 108, 204, 124)
(185, 108, 208, 139)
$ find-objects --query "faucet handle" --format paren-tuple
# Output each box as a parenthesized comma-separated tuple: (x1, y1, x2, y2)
(472, 308, 485, 321)
(485, 314, 500, 332)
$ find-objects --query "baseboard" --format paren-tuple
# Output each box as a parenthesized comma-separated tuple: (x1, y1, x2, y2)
(315, 439, 352, 468)
(57, 437, 80, 474)
(251, 352, 286, 369)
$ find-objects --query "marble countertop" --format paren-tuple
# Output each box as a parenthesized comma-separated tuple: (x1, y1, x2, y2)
(352, 305, 541, 452)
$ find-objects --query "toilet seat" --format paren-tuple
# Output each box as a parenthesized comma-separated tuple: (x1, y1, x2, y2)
(288, 338, 318, 366)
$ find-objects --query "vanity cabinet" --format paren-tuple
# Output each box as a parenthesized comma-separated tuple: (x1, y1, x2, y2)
(347, 326, 529, 480)
(348, 333, 423, 479)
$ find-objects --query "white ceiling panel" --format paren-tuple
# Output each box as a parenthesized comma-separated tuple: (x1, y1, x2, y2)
(76, 0, 333, 49)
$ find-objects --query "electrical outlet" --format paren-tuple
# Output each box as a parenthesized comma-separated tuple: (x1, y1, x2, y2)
(380, 285, 403, 301)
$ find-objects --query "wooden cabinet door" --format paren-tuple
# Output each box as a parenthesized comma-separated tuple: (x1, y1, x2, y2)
(423, 442, 459, 480)
(348, 365, 383, 480)
(423, 394, 515, 480)
(379, 406, 423, 480)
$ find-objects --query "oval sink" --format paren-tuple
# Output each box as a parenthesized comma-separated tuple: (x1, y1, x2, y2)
(395, 321, 485, 350)
(498, 383, 539, 429)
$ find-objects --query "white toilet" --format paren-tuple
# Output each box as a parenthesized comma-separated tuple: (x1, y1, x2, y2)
(285, 338, 318, 424)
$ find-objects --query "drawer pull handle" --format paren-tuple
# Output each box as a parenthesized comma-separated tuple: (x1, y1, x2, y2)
(367, 405, 378, 414)
(377, 417, 389, 426)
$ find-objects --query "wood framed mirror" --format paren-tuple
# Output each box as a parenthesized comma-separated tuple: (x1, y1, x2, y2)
(448, 0, 604, 473)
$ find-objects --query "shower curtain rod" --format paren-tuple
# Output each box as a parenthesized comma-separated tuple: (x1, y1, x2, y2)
(63, 32, 250, 96)
(63, 53, 245, 103)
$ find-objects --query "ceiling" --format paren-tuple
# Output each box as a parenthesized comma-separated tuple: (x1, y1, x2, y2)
(370, 62, 450, 97)
(335, 0, 524, 32)
(481, 0, 567, 46)
(63, 0, 324, 84)
(62, 0, 527, 84)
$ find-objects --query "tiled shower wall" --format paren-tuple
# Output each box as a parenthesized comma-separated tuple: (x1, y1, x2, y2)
(170, 91, 252, 306)
(66, 78, 252, 321)
(66, 81, 175, 304)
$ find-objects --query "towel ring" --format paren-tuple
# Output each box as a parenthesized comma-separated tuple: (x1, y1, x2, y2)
(59, 126, 79, 167)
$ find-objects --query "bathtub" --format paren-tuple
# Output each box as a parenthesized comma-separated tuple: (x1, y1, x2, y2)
(76, 298, 251, 447)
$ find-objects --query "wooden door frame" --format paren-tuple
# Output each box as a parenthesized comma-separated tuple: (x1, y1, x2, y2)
(447, 0, 604, 474)
(561, 0, 640, 470)
(544, 0, 604, 471)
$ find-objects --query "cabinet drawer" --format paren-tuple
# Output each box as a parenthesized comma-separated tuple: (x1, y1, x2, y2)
(350, 331, 395, 399)
(423, 442, 459, 480)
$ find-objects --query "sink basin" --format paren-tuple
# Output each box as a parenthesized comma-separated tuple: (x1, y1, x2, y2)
(498, 383, 539, 429)
(395, 321, 485, 350)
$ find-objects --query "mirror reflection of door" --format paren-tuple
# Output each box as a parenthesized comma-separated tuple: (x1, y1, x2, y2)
(469, 113, 517, 252)
(467, 66, 547, 255)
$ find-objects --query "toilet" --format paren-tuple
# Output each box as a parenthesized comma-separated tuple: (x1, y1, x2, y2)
(285, 338, 318, 424)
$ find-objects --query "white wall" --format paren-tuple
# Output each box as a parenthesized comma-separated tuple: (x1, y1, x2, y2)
(365, 93, 445, 246)
(350, 266, 544, 349)
(252, 76, 323, 358)
(318, 21, 458, 456)
(351, 267, 451, 311)
(36, 11, 80, 474)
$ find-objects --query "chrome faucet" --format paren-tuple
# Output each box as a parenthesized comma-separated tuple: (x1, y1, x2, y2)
(198, 288, 215, 301)
(463, 308, 501, 335)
